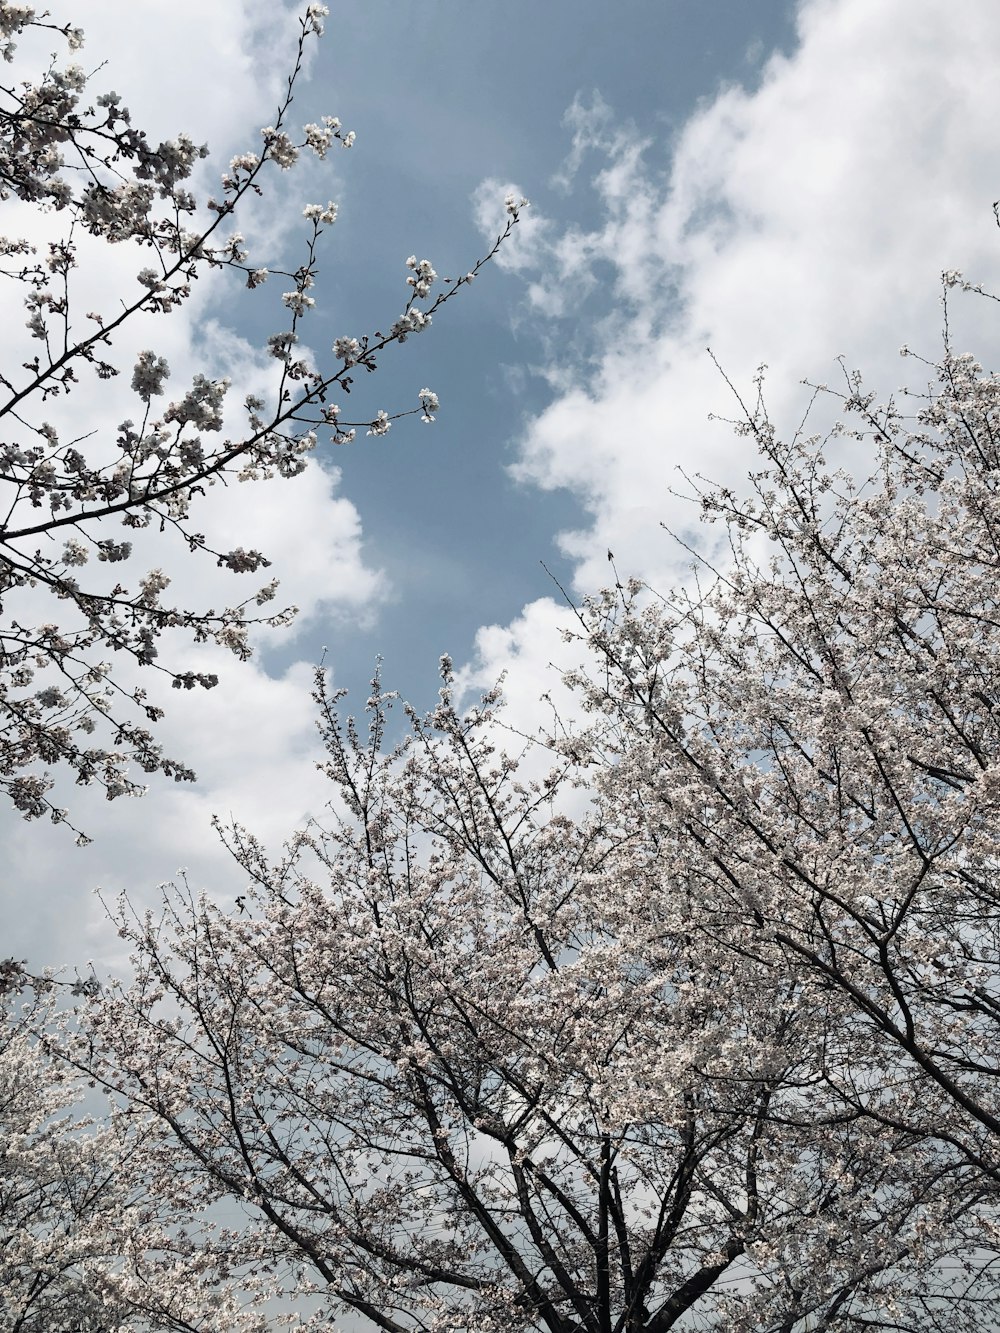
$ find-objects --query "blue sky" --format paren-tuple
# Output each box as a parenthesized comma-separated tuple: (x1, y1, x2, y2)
(4, 0, 1000, 978)
(257, 0, 799, 713)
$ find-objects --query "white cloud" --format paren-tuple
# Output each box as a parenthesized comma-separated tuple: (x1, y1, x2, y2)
(64, 0, 303, 149)
(455, 595, 589, 743)
(464, 0, 1000, 707)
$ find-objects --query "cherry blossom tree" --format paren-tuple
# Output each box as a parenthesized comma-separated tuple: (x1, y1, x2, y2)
(20, 23, 1000, 1309)
(0, 988, 123, 1330)
(554, 298, 1000, 1309)
(0, 1, 520, 835)
(0, 960, 291, 1331)
(62, 660, 1000, 1331)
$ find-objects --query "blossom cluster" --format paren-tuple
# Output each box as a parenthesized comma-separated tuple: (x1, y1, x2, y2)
(303, 114, 354, 156)
(405, 254, 436, 298)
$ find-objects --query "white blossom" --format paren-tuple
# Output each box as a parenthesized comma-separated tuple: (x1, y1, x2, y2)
(163, 374, 229, 431)
(389, 307, 431, 341)
(282, 288, 315, 315)
(260, 125, 298, 168)
(303, 200, 338, 224)
(228, 150, 259, 174)
(303, 115, 345, 158)
(333, 335, 360, 363)
(130, 350, 169, 400)
(305, 2, 329, 33)
(61, 538, 89, 566)
(405, 255, 437, 298)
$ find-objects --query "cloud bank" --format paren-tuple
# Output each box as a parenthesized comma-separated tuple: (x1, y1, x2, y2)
(463, 0, 1000, 708)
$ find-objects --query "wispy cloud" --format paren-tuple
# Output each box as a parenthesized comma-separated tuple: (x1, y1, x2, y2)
(463, 0, 1000, 709)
